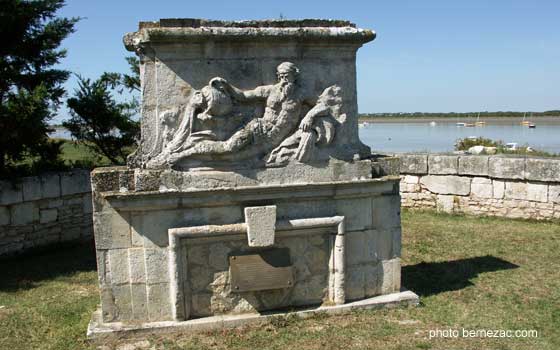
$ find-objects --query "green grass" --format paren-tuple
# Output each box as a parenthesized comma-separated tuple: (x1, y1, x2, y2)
(0, 211, 558, 349)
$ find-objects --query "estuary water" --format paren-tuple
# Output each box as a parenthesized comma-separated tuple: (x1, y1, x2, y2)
(51, 117, 560, 154)
(359, 118, 560, 154)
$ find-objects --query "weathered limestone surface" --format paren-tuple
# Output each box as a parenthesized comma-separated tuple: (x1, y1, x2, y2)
(400, 154, 560, 220)
(0, 169, 93, 256)
(90, 18, 405, 333)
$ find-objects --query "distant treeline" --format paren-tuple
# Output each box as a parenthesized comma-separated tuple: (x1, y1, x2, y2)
(360, 111, 560, 119)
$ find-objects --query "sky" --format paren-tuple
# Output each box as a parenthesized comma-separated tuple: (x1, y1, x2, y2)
(53, 0, 560, 122)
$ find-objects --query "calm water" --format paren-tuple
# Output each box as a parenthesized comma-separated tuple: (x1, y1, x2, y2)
(51, 122, 560, 154)
(360, 121, 560, 154)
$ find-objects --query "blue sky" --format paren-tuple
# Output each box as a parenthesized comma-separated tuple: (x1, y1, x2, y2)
(54, 0, 560, 122)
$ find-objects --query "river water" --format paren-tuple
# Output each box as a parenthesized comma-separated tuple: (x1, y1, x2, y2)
(50, 118, 560, 154)
(360, 119, 560, 154)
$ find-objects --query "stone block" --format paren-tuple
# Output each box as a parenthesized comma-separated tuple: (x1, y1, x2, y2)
(41, 174, 61, 198)
(380, 258, 400, 294)
(277, 199, 336, 221)
(0, 206, 10, 226)
(22, 176, 42, 201)
(505, 182, 527, 200)
(147, 283, 171, 321)
(371, 195, 401, 229)
(399, 154, 428, 175)
(488, 156, 525, 180)
(11, 202, 39, 225)
(526, 183, 548, 203)
(392, 227, 402, 258)
(549, 185, 560, 204)
(336, 197, 372, 231)
(346, 231, 366, 266)
(420, 175, 471, 196)
(48, 199, 63, 208)
(428, 155, 458, 175)
(458, 155, 489, 176)
(525, 158, 560, 182)
(493, 180, 505, 199)
(109, 249, 130, 285)
(39, 208, 58, 224)
(375, 228, 395, 260)
(145, 248, 169, 284)
(61, 170, 91, 196)
(112, 284, 133, 321)
(471, 177, 493, 198)
(83, 193, 93, 214)
(128, 248, 147, 284)
(345, 267, 365, 301)
(130, 284, 148, 320)
(93, 211, 131, 250)
(244, 205, 276, 247)
(436, 194, 455, 213)
(364, 263, 381, 297)
(0, 181, 23, 205)
(402, 175, 419, 184)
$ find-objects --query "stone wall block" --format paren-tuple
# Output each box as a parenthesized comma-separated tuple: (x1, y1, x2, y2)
(364, 263, 381, 297)
(0, 181, 23, 205)
(436, 194, 455, 213)
(22, 177, 42, 201)
(130, 284, 149, 320)
(94, 211, 131, 250)
(83, 193, 93, 214)
(39, 208, 58, 224)
(111, 284, 133, 321)
(147, 283, 172, 321)
(549, 185, 560, 204)
(420, 175, 471, 196)
(129, 248, 147, 283)
(526, 183, 548, 203)
(428, 155, 458, 175)
(109, 249, 130, 285)
(493, 180, 505, 199)
(505, 182, 527, 200)
(0, 206, 10, 226)
(145, 248, 169, 284)
(41, 174, 61, 198)
(61, 170, 91, 196)
(471, 177, 493, 198)
(336, 198, 372, 231)
(525, 158, 560, 182)
(11, 202, 39, 225)
(489, 156, 525, 180)
(346, 230, 366, 266)
(372, 195, 401, 229)
(345, 267, 365, 301)
(399, 154, 428, 175)
(458, 155, 489, 176)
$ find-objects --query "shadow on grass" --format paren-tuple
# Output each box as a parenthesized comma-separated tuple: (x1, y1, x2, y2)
(402, 255, 519, 297)
(0, 241, 97, 292)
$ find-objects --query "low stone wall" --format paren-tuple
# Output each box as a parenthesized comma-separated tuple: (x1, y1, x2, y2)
(399, 154, 560, 220)
(0, 170, 93, 256)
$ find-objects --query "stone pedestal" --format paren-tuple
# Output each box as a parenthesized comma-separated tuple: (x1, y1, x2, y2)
(88, 18, 417, 338)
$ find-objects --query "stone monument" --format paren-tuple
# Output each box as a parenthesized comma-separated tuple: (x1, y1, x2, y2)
(88, 18, 418, 338)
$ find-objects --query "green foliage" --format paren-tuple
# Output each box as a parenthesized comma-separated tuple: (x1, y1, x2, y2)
(455, 137, 501, 151)
(64, 58, 140, 165)
(0, 0, 78, 174)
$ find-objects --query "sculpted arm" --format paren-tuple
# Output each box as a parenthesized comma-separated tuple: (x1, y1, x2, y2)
(210, 78, 272, 101)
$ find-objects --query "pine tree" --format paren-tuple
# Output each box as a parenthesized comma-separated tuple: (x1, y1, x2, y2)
(0, 0, 78, 174)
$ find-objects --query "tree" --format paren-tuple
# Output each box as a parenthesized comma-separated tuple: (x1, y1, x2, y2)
(0, 0, 78, 173)
(65, 57, 140, 164)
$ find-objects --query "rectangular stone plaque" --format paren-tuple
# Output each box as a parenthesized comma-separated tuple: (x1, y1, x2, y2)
(229, 248, 294, 292)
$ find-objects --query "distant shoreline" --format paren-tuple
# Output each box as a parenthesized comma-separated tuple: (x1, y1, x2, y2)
(359, 116, 560, 124)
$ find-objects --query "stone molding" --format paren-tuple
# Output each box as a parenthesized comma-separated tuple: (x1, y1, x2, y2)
(168, 215, 345, 321)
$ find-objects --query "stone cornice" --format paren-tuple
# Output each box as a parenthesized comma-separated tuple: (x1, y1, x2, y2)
(124, 18, 375, 51)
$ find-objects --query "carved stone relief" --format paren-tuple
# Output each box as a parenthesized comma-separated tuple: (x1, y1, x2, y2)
(144, 62, 346, 169)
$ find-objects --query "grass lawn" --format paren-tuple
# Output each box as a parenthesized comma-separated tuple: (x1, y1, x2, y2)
(0, 210, 558, 349)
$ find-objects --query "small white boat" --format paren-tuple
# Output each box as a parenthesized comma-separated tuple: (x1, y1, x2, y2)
(456, 122, 466, 127)
(430, 121, 437, 126)
(359, 122, 367, 128)
(505, 142, 518, 151)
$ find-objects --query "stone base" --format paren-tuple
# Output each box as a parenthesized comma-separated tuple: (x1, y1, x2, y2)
(87, 290, 419, 340)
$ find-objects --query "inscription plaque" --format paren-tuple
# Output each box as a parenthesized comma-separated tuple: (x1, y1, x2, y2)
(229, 248, 294, 292)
